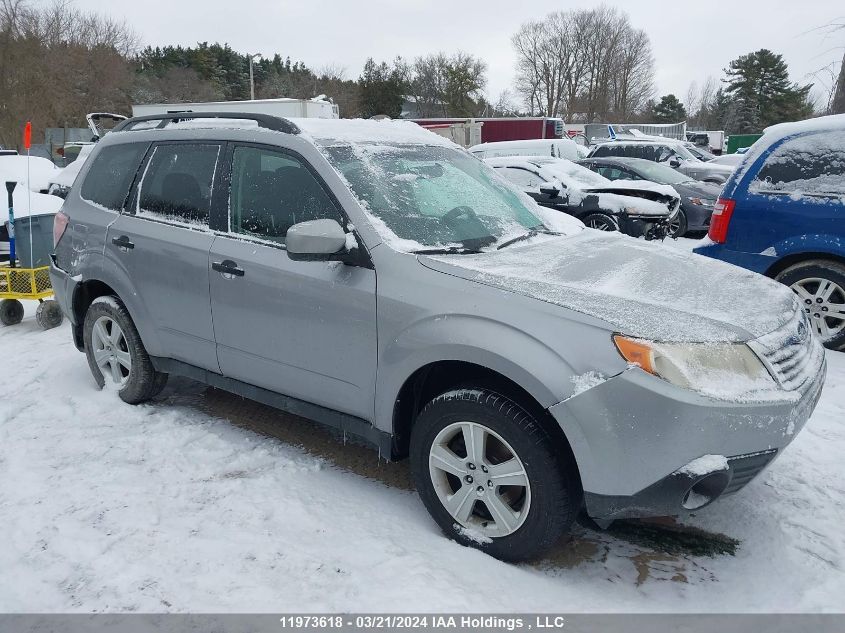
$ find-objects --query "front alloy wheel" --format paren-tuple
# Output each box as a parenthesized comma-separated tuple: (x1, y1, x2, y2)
(410, 388, 578, 562)
(582, 213, 618, 232)
(790, 277, 845, 342)
(429, 421, 531, 538)
(777, 259, 845, 350)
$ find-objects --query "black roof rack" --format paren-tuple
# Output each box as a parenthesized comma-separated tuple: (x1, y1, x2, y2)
(113, 111, 300, 134)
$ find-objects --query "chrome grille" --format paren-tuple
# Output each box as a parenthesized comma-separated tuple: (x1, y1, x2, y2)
(749, 309, 825, 393)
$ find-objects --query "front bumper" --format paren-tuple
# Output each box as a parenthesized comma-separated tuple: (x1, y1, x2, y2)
(618, 215, 670, 240)
(549, 361, 826, 521)
(681, 200, 713, 232)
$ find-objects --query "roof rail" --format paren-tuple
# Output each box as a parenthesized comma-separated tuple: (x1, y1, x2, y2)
(113, 112, 300, 134)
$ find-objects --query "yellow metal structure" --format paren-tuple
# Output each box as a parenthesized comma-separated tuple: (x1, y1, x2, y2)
(0, 265, 54, 300)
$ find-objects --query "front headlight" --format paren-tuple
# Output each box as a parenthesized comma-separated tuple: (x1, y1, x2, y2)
(690, 197, 716, 208)
(613, 335, 775, 393)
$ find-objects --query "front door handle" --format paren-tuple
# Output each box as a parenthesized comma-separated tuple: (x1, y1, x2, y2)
(212, 259, 245, 278)
(112, 235, 134, 251)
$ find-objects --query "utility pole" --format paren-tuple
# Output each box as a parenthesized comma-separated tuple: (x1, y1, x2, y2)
(248, 53, 262, 101)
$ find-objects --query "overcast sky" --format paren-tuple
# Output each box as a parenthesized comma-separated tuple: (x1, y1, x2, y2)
(73, 0, 845, 111)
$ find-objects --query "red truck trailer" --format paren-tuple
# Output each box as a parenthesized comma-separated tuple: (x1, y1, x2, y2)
(410, 117, 564, 144)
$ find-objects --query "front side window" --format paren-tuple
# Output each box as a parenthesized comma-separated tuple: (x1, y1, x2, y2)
(751, 131, 845, 197)
(80, 143, 147, 211)
(229, 145, 342, 243)
(322, 143, 542, 251)
(137, 144, 219, 225)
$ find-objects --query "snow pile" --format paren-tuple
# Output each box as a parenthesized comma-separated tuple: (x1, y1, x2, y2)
(677, 455, 729, 477)
(0, 155, 60, 193)
(0, 187, 63, 222)
(423, 230, 797, 343)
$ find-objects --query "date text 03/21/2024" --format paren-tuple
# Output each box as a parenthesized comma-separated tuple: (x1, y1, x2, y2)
(277, 615, 567, 630)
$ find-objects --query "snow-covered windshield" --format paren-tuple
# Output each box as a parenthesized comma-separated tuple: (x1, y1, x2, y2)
(322, 143, 545, 252)
(625, 160, 692, 185)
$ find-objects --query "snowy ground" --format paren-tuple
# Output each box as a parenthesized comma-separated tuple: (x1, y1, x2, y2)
(1, 300, 843, 613)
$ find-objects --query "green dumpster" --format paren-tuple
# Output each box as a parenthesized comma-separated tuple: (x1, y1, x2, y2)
(727, 133, 762, 154)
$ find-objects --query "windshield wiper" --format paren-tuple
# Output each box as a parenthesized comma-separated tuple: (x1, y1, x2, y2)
(413, 246, 483, 255)
(496, 229, 543, 250)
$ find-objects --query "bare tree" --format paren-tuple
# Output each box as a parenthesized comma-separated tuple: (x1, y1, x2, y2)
(0, 0, 138, 146)
(511, 6, 654, 122)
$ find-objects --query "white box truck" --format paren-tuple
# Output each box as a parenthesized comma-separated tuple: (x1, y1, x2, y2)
(132, 97, 339, 119)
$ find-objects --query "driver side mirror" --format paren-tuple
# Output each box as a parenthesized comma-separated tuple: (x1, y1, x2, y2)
(540, 183, 560, 199)
(668, 157, 682, 168)
(286, 219, 347, 262)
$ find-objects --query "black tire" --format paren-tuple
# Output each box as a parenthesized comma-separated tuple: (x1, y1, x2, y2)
(82, 296, 168, 404)
(0, 299, 24, 326)
(35, 300, 64, 330)
(669, 208, 688, 238)
(410, 388, 578, 562)
(776, 259, 845, 350)
(582, 213, 619, 232)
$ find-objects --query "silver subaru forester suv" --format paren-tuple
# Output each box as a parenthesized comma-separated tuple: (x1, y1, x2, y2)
(50, 113, 826, 561)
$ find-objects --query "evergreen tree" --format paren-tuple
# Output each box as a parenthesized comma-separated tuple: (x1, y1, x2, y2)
(358, 58, 407, 118)
(651, 94, 687, 122)
(723, 49, 813, 133)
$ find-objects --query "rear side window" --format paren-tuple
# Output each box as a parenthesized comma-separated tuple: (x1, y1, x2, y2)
(80, 143, 146, 211)
(591, 145, 611, 157)
(137, 144, 220, 226)
(752, 131, 845, 197)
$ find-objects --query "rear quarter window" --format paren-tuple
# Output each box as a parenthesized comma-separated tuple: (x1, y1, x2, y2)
(80, 143, 147, 211)
(751, 131, 845, 197)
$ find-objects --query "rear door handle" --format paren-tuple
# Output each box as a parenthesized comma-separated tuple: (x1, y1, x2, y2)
(111, 235, 134, 251)
(212, 259, 245, 278)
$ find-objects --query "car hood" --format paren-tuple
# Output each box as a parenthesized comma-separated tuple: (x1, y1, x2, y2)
(419, 231, 797, 343)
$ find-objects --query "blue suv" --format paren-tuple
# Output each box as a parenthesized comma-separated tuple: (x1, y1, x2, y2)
(695, 115, 845, 350)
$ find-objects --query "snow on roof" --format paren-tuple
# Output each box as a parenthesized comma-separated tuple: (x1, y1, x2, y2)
(0, 155, 60, 193)
(292, 117, 458, 147)
(763, 113, 845, 140)
(469, 138, 576, 151)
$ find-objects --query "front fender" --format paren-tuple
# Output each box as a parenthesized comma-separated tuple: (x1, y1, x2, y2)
(375, 313, 600, 433)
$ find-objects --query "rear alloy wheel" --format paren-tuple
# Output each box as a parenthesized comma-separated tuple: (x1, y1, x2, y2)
(410, 388, 578, 562)
(83, 296, 168, 403)
(776, 260, 845, 350)
(668, 209, 688, 238)
(582, 213, 619, 232)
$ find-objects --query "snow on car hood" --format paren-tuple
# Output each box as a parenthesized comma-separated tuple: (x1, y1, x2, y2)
(420, 231, 797, 343)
